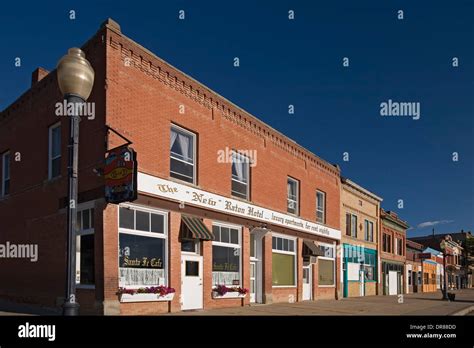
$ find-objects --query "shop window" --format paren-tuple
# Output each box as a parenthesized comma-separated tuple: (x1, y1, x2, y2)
(316, 190, 326, 223)
(76, 204, 95, 286)
(48, 123, 61, 179)
(1, 151, 10, 197)
(212, 224, 241, 286)
(287, 177, 299, 215)
(231, 151, 250, 200)
(318, 243, 335, 286)
(170, 125, 196, 184)
(272, 235, 296, 286)
(118, 206, 167, 287)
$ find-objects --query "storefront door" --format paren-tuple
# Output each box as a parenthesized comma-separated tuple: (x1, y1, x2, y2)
(250, 262, 257, 302)
(388, 271, 398, 295)
(412, 271, 418, 292)
(302, 265, 312, 300)
(359, 269, 365, 296)
(181, 254, 203, 310)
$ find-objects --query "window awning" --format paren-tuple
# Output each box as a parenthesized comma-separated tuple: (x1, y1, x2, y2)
(303, 240, 324, 257)
(181, 215, 214, 241)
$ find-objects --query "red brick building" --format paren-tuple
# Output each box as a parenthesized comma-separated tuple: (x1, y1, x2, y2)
(0, 19, 342, 314)
(379, 209, 408, 295)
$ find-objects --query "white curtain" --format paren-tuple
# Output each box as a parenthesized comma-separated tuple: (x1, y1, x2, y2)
(170, 130, 191, 163)
(178, 133, 190, 162)
(170, 130, 178, 150)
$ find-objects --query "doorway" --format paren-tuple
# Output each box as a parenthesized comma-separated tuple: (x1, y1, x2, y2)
(359, 269, 365, 296)
(250, 229, 266, 303)
(181, 254, 203, 310)
(302, 265, 312, 300)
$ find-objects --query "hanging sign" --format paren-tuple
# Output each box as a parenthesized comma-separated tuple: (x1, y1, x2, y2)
(104, 146, 137, 204)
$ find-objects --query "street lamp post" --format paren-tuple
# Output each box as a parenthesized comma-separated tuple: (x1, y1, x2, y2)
(57, 48, 95, 316)
(440, 239, 449, 301)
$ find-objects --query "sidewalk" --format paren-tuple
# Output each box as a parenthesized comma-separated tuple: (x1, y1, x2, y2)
(170, 288, 474, 316)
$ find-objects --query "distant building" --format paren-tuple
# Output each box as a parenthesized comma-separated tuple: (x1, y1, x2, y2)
(405, 240, 424, 294)
(380, 210, 409, 295)
(410, 231, 471, 289)
(340, 178, 382, 298)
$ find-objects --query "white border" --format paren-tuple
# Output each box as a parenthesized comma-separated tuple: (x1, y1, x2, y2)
(117, 203, 169, 289)
(138, 172, 341, 240)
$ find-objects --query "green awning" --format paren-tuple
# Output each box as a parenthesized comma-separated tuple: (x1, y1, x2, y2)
(303, 240, 324, 257)
(181, 215, 214, 241)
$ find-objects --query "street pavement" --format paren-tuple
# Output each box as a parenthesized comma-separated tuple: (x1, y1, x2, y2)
(0, 288, 472, 316)
(170, 288, 474, 316)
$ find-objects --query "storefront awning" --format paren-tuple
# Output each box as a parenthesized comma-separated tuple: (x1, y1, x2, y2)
(181, 215, 214, 240)
(303, 240, 324, 257)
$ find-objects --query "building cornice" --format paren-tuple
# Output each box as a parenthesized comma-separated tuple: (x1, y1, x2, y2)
(104, 20, 340, 178)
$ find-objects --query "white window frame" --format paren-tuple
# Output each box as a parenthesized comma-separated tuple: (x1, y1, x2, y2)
(170, 124, 197, 185)
(318, 242, 336, 287)
(231, 151, 250, 200)
(1, 151, 10, 197)
(271, 233, 297, 288)
(48, 122, 61, 180)
(76, 201, 96, 289)
(316, 190, 326, 224)
(117, 203, 169, 289)
(287, 177, 299, 216)
(211, 222, 242, 288)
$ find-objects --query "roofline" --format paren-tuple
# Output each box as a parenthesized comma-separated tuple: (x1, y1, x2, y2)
(105, 20, 340, 176)
(341, 177, 383, 202)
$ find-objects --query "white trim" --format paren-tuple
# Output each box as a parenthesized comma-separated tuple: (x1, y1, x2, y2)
(1, 151, 10, 197)
(120, 292, 175, 303)
(231, 151, 250, 200)
(170, 124, 197, 185)
(117, 203, 169, 288)
(271, 234, 297, 287)
(48, 122, 61, 180)
(318, 256, 336, 287)
(212, 223, 242, 287)
(316, 190, 326, 224)
(138, 172, 341, 240)
(287, 177, 299, 216)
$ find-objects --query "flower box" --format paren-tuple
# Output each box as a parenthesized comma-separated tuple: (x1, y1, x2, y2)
(119, 292, 175, 303)
(117, 286, 176, 303)
(212, 291, 247, 299)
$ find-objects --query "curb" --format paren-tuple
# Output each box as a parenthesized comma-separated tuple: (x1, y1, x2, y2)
(451, 305, 474, 316)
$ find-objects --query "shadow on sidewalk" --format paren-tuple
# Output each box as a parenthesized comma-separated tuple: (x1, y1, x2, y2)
(0, 299, 60, 316)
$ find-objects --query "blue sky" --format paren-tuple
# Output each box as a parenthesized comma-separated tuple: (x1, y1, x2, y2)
(0, 0, 472, 236)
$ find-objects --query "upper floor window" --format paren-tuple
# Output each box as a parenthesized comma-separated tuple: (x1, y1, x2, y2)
(1, 151, 10, 197)
(287, 177, 299, 215)
(48, 123, 61, 179)
(364, 220, 374, 242)
(383, 233, 392, 253)
(346, 213, 357, 238)
(231, 151, 250, 200)
(170, 125, 196, 184)
(316, 190, 326, 223)
(397, 238, 404, 256)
